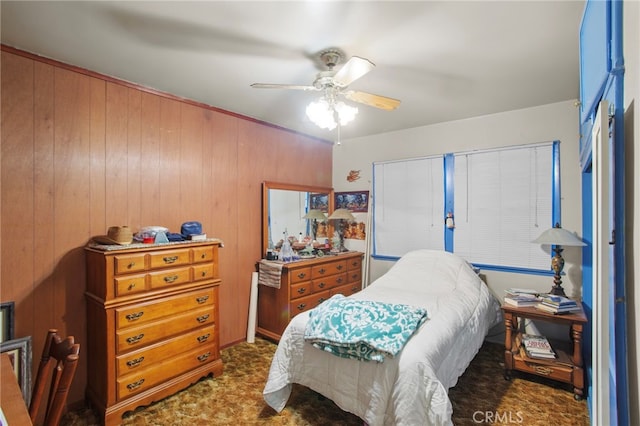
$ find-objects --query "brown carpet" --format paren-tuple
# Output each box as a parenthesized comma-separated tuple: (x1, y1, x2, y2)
(62, 338, 589, 425)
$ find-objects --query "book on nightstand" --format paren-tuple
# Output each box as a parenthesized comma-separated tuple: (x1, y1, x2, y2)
(521, 334, 556, 359)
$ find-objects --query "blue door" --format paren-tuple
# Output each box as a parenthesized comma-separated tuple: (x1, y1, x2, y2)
(578, 1, 628, 424)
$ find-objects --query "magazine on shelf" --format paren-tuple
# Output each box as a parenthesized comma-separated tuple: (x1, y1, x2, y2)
(521, 334, 556, 359)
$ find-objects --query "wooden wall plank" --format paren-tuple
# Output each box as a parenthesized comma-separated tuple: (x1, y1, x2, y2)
(105, 83, 129, 225)
(89, 78, 107, 240)
(159, 98, 182, 229)
(127, 89, 142, 230)
(139, 93, 162, 225)
(32, 61, 56, 393)
(52, 67, 93, 405)
(0, 52, 35, 337)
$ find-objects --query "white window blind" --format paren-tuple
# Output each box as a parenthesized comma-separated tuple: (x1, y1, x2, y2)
(373, 156, 444, 257)
(453, 143, 553, 270)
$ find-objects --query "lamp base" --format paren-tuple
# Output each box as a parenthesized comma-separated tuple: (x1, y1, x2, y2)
(549, 284, 566, 297)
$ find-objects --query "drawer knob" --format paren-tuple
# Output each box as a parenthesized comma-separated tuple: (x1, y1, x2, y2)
(297, 272, 307, 279)
(318, 268, 326, 274)
(317, 282, 326, 289)
(196, 295, 209, 304)
(127, 379, 145, 391)
(197, 333, 210, 343)
(336, 277, 344, 284)
(128, 262, 136, 269)
(201, 271, 207, 277)
(125, 311, 144, 321)
(351, 261, 359, 267)
(163, 255, 179, 264)
(197, 352, 211, 362)
(126, 357, 145, 368)
(296, 303, 306, 311)
(318, 297, 327, 304)
(337, 265, 344, 270)
(196, 314, 210, 323)
(126, 334, 144, 344)
(164, 275, 179, 283)
(297, 287, 307, 294)
(127, 282, 137, 291)
(201, 253, 207, 259)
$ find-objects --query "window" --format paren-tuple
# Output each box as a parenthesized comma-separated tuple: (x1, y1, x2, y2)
(372, 141, 559, 273)
(372, 156, 444, 258)
(453, 142, 557, 271)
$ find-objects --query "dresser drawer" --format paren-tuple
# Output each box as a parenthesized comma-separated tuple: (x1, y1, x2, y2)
(116, 305, 214, 353)
(192, 246, 214, 264)
(115, 273, 148, 297)
(347, 256, 362, 271)
(114, 253, 147, 275)
(116, 325, 216, 377)
(347, 268, 362, 284)
(290, 281, 312, 300)
(313, 273, 347, 292)
(192, 263, 214, 282)
(117, 344, 216, 400)
(289, 267, 311, 284)
(290, 290, 330, 318)
(312, 260, 347, 278)
(116, 288, 214, 330)
(148, 266, 192, 289)
(149, 248, 191, 269)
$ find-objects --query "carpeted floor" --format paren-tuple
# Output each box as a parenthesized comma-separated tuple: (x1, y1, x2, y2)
(62, 338, 589, 425)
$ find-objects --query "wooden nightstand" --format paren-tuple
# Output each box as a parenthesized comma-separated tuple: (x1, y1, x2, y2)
(501, 303, 587, 400)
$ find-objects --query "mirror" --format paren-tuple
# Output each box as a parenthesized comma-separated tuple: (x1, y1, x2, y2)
(262, 181, 333, 257)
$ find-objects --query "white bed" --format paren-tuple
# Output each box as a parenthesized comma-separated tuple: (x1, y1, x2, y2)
(263, 249, 502, 426)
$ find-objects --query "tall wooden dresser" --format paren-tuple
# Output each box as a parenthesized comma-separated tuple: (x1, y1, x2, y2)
(85, 239, 223, 425)
(257, 251, 363, 341)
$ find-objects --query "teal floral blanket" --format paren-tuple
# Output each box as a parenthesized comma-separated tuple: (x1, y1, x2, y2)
(304, 294, 428, 362)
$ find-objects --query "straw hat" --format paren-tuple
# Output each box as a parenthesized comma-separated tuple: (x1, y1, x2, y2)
(93, 226, 133, 245)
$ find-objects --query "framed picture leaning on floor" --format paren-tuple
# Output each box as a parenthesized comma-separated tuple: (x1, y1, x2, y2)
(1, 335, 32, 404)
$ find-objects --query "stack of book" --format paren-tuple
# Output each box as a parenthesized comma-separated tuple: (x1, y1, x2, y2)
(521, 334, 556, 359)
(503, 288, 540, 307)
(536, 295, 581, 314)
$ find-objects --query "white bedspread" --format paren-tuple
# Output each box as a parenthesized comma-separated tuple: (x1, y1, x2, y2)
(263, 249, 502, 426)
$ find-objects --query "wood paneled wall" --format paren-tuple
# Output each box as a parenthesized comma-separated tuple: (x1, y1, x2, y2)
(0, 47, 333, 408)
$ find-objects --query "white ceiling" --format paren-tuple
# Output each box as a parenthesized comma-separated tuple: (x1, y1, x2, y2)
(1, 1, 585, 141)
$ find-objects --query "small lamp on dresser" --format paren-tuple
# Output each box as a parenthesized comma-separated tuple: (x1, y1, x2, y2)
(303, 209, 327, 241)
(327, 208, 355, 252)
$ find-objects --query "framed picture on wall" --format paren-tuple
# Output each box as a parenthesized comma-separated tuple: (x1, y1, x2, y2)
(310, 193, 329, 212)
(1, 335, 32, 404)
(0, 302, 15, 342)
(335, 191, 369, 212)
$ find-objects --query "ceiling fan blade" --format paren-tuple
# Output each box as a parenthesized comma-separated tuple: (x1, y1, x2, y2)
(332, 56, 375, 87)
(343, 90, 401, 111)
(250, 83, 318, 91)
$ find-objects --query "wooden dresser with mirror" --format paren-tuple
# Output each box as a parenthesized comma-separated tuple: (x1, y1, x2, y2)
(257, 182, 364, 341)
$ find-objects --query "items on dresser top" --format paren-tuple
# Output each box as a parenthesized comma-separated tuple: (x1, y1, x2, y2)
(85, 240, 223, 426)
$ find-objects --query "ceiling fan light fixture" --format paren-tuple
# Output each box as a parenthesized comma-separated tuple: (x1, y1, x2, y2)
(306, 97, 358, 130)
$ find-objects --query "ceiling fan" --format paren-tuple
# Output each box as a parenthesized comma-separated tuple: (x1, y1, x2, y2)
(250, 48, 401, 112)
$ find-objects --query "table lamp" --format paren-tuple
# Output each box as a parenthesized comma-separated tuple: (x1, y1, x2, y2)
(327, 208, 355, 252)
(532, 223, 586, 297)
(303, 209, 327, 241)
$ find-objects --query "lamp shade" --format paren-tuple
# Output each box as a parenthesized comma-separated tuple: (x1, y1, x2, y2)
(328, 208, 355, 221)
(303, 209, 327, 221)
(532, 225, 586, 246)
